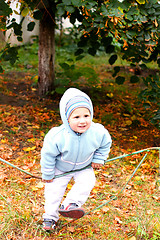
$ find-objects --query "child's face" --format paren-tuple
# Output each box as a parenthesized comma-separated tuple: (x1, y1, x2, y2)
(68, 107, 91, 133)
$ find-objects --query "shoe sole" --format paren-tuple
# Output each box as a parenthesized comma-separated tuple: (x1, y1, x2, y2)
(42, 226, 55, 231)
(42, 223, 56, 231)
(59, 208, 85, 219)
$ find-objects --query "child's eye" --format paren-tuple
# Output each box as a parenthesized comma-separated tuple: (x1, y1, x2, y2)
(74, 116, 79, 119)
(84, 115, 89, 117)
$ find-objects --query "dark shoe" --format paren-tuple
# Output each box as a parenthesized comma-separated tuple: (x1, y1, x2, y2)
(43, 219, 56, 231)
(58, 203, 85, 219)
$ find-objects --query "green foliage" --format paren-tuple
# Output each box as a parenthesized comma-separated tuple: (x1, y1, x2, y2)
(130, 75, 140, 83)
(7, 18, 23, 42)
(0, 40, 38, 73)
(33, 10, 43, 20)
(0, 0, 12, 31)
(27, 21, 35, 31)
(139, 74, 160, 128)
(0, 0, 12, 17)
(56, 58, 99, 92)
(115, 76, 125, 85)
(109, 54, 118, 65)
(0, 43, 19, 65)
(113, 66, 120, 77)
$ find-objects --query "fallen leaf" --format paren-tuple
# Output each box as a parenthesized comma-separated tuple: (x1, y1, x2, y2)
(129, 237, 136, 240)
(1, 139, 7, 143)
(92, 189, 98, 194)
(68, 226, 75, 233)
(134, 176, 141, 181)
(115, 216, 122, 224)
(67, 183, 72, 190)
(152, 195, 160, 201)
(147, 210, 153, 215)
(35, 181, 45, 189)
(31, 182, 44, 191)
(125, 120, 132, 126)
(0, 173, 7, 181)
(23, 146, 36, 151)
(31, 186, 39, 191)
(102, 206, 110, 213)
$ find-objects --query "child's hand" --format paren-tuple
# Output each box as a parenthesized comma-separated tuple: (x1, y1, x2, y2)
(42, 179, 53, 183)
(91, 162, 103, 169)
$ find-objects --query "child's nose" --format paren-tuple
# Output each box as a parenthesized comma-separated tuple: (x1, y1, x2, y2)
(80, 117, 85, 123)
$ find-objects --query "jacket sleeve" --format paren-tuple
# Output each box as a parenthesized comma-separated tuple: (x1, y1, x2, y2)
(40, 129, 60, 180)
(92, 128, 112, 165)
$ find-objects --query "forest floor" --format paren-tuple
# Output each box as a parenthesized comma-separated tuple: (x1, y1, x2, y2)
(0, 69, 160, 240)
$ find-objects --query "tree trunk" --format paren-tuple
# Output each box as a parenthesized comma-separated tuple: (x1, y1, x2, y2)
(38, 9, 55, 96)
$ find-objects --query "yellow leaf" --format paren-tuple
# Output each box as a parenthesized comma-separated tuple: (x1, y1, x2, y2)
(27, 138, 35, 143)
(12, 127, 19, 130)
(94, 170, 99, 175)
(23, 146, 36, 152)
(130, 161, 136, 164)
(141, 163, 150, 168)
(23, 210, 31, 220)
(103, 172, 110, 177)
(126, 176, 131, 181)
(131, 115, 137, 121)
(67, 184, 72, 190)
(92, 118, 99, 123)
(123, 114, 130, 117)
(31, 186, 39, 191)
(21, 8, 29, 17)
(133, 135, 137, 139)
(153, 222, 160, 231)
(41, 132, 45, 137)
(135, 176, 141, 181)
(129, 237, 136, 240)
(33, 125, 40, 129)
(136, 0, 145, 4)
(31, 88, 37, 91)
(4, 112, 11, 115)
(92, 189, 98, 194)
(155, 19, 158, 27)
(125, 120, 132, 126)
(106, 93, 113, 98)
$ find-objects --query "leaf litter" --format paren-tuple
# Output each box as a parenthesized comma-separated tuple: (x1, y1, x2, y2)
(0, 71, 159, 239)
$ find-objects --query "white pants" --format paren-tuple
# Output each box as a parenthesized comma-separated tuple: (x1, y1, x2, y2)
(43, 167, 96, 222)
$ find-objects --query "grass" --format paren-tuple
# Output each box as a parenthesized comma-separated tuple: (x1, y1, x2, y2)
(0, 39, 160, 239)
(0, 155, 159, 239)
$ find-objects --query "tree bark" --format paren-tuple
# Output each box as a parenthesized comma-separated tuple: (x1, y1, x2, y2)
(38, 9, 55, 96)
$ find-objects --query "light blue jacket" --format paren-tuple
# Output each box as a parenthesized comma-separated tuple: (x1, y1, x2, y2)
(41, 88, 112, 180)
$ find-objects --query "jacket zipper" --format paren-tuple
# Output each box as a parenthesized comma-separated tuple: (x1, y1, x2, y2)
(72, 134, 81, 170)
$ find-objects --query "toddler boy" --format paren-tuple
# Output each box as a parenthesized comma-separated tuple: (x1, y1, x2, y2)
(41, 88, 112, 231)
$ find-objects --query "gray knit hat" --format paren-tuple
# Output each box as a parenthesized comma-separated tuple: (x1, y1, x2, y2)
(65, 96, 92, 119)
